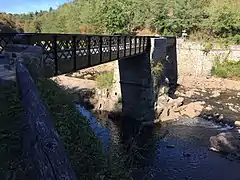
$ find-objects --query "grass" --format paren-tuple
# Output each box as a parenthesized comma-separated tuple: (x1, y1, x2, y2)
(0, 82, 24, 180)
(211, 59, 240, 79)
(202, 42, 213, 54)
(0, 78, 130, 180)
(95, 71, 114, 90)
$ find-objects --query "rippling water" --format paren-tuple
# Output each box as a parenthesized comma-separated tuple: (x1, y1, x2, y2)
(76, 105, 240, 180)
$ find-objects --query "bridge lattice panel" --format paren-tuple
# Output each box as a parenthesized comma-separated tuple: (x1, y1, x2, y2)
(0, 33, 150, 77)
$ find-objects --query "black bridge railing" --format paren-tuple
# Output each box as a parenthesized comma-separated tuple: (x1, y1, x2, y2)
(0, 33, 151, 77)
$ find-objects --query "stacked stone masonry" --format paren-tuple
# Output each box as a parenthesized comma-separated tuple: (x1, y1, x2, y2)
(177, 39, 240, 77)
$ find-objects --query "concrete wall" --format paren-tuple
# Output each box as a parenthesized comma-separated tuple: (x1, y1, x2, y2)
(177, 39, 240, 77)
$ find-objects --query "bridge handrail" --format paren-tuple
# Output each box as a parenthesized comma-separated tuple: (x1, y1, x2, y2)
(1, 33, 151, 76)
(16, 60, 77, 180)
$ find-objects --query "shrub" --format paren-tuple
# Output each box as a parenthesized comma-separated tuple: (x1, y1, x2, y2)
(202, 42, 213, 54)
(211, 58, 240, 79)
(229, 34, 240, 45)
(96, 71, 114, 89)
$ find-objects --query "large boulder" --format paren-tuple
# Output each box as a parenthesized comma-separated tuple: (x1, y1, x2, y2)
(179, 101, 205, 118)
(209, 130, 240, 156)
(155, 95, 184, 122)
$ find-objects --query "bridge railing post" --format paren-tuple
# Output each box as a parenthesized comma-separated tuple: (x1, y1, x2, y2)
(139, 37, 142, 53)
(53, 36, 58, 76)
(134, 36, 137, 55)
(146, 37, 151, 53)
(129, 36, 132, 56)
(99, 36, 103, 63)
(117, 36, 120, 59)
(123, 36, 127, 57)
(109, 36, 112, 61)
(72, 36, 77, 71)
(87, 36, 91, 66)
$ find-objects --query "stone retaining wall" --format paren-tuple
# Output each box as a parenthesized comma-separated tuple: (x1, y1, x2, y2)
(177, 39, 240, 77)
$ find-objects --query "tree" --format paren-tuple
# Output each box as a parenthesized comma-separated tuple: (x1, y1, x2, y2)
(93, 0, 134, 34)
(23, 20, 31, 32)
(29, 19, 41, 33)
(1, 0, 239, 44)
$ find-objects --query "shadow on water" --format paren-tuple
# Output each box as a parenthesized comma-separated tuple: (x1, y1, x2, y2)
(76, 105, 240, 180)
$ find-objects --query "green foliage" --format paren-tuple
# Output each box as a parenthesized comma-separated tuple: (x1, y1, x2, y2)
(36, 79, 107, 179)
(96, 71, 114, 89)
(229, 35, 240, 45)
(151, 60, 164, 93)
(0, 82, 24, 179)
(212, 58, 240, 79)
(151, 61, 163, 78)
(202, 42, 213, 54)
(1, 0, 240, 44)
(28, 19, 42, 33)
(92, 0, 133, 34)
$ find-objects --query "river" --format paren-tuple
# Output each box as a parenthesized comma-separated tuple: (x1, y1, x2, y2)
(76, 105, 240, 180)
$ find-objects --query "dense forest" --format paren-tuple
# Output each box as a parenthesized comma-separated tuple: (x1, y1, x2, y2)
(0, 0, 240, 44)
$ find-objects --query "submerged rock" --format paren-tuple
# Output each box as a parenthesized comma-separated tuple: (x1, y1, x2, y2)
(205, 105, 213, 111)
(209, 130, 240, 155)
(210, 90, 221, 98)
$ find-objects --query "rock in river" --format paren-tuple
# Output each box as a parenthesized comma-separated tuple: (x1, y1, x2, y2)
(209, 130, 240, 156)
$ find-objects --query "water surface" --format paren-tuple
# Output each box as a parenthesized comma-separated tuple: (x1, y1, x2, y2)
(76, 105, 240, 180)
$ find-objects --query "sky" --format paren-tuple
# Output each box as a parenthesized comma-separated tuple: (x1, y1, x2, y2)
(0, 0, 71, 14)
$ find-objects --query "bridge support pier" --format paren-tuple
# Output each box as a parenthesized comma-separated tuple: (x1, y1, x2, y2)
(118, 52, 155, 122)
(112, 37, 177, 123)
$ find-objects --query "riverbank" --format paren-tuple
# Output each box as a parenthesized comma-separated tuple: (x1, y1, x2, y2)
(0, 79, 129, 180)
(76, 103, 240, 180)
(52, 71, 240, 158)
(52, 72, 240, 126)
(177, 75, 240, 124)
